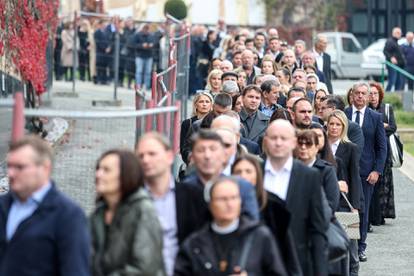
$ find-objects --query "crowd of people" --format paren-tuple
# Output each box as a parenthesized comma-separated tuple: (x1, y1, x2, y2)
(2, 21, 402, 276)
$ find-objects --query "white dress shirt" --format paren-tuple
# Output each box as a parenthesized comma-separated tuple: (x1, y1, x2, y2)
(351, 105, 367, 127)
(223, 154, 236, 176)
(331, 139, 340, 156)
(313, 48, 324, 72)
(264, 156, 293, 200)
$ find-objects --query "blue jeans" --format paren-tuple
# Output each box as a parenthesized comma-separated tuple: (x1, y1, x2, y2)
(135, 56, 153, 89)
(386, 65, 404, 91)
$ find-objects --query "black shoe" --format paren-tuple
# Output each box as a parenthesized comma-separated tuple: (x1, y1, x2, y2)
(368, 224, 373, 233)
(359, 251, 367, 262)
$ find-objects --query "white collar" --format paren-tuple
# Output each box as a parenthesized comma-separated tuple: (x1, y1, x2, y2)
(307, 158, 317, 167)
(332, 139, 340, 147)
(352, 105, 367, 115)
(265, 155, 293, 175)
(211, 218, 239, 234)
(313, 48, 323, 57)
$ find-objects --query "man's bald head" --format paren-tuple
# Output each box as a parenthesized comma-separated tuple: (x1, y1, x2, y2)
(266, 119, 296, 137)
(392, 27, 402, 39)
(264, 120, 297, 162)
(211, 115, 241, 135)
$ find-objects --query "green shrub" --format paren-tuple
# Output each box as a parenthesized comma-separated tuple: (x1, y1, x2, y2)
(383, 93, 402, 110)
(395, 110, 414, 127)
(164, 0, 187, 20)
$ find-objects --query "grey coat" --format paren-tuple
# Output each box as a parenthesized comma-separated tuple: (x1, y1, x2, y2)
(239, 109, 269, 143)
(90, 188, 166, 276)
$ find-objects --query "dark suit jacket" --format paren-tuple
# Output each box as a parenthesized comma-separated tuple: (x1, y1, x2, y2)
(345, 107, 387, 177)
(312, 159, 340, 212)
(264, 159, 328, 276)
(335, 141, 362, 210)
(322, 53, 333, 94)
(240, 136, 261, 155)
(347, 119, 364, 156)
(239, 109, 269, 143)
(0, 184, 90, 276)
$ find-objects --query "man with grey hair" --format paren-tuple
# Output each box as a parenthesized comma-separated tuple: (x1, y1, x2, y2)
(220, 59, 234, 72)
(294, 39, 307, 63)
(384, 27, 405, 91)
(313, 34, 332, 93)
(345, 82, 387, 262)
(259, 79, 283, 117)
(237, 49, 261, 85)
(222, 80, 239, 96)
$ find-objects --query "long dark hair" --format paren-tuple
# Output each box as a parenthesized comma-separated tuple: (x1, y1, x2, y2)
(96, 149, 143, 202)
(309, 124, 337, 168)
(232, 154, 267, 210)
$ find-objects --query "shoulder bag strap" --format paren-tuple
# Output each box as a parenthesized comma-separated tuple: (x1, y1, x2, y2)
(238, 230, 257, 270)
(385, 103, 390, 122)
(340, 192, 355, 211)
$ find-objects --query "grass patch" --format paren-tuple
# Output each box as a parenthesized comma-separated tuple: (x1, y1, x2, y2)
(383, 93, 403, 110)
(395, 110, 414, 128)
(404, 142, 414, 156)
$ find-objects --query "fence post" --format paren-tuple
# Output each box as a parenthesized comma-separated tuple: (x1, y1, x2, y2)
(145, 100, 155, 132)
(11, 91, 25, 142)
(72, 11, 78, 94)
(151, 71, 157, 100)
(172, 100, 181, 153)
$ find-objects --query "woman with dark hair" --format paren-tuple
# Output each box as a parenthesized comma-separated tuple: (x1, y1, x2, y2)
(313, 88, 328, 117)
(232, 93, 243, 113)
(294, 129, 339, 211)
(90, 149, 165, 276)
(368, 82, 397, 225)
(310, 124, 337, 167)
(232, 154, 267, 210)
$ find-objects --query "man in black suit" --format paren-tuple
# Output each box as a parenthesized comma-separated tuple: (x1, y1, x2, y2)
(313, 34, 333, 94)
(344, 82, 387, 262)
(320, 95, 365, 154)
(262, 119, 328, 276)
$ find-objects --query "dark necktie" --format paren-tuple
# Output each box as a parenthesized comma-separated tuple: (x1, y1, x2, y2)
(355, 110, 360, 126)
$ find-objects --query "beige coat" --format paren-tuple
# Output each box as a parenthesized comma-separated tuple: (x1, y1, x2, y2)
(60, 29, 75, 67)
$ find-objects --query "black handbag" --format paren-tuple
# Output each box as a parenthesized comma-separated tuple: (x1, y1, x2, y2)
(328, 217, 350, 263)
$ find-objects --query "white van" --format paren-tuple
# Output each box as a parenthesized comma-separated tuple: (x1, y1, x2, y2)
(320, 32, 366, 79)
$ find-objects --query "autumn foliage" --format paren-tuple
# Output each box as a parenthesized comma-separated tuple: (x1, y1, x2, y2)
(0, 0, 59, 95)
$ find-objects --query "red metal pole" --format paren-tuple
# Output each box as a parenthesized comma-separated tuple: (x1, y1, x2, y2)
(145, 100, 155, 132)
(151, 71, 157, 100)
(11, 92, 25, 142)
(172, 101, 181, 153)
(166, 95, 172, 137)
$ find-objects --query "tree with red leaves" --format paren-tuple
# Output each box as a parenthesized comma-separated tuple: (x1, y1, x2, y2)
(0, 0, 59, 95)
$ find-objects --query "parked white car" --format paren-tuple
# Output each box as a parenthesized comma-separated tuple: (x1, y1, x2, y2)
(362, 38, 406, 79)
(320, 32, 366, 79)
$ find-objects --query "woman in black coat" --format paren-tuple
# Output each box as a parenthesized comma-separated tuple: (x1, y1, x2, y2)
(174, 176, 289, 276)
(180, 91, 213, 164)
(327, 110, 362, 276)
(368, 82, 397, 224)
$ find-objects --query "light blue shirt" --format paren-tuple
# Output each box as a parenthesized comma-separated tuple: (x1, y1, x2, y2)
(146, 177, 178, 276)
(6, 182, 52, 241)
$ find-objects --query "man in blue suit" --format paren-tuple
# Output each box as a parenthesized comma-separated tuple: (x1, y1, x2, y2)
(0, 136, 90, 276)
(345, 82, 387, 262)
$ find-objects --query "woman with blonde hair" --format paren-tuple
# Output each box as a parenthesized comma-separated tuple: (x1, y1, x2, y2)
(261, 55, 279, 75)
(180, 91, 214, 164)
(326, 110, 361, 276)
(205, 69, 223, 96)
